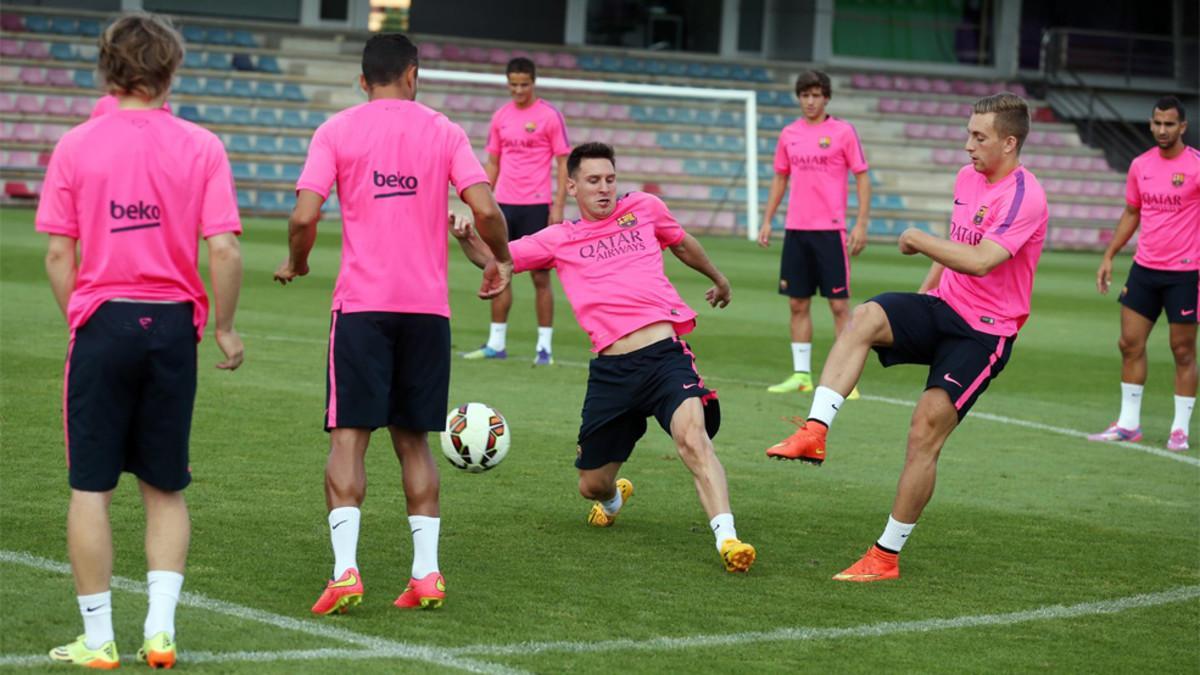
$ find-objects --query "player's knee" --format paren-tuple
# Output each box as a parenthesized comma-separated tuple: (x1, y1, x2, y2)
(673, 423, 712, 463)
(849, 302, 886, 337)
(789, 298, 811, 316)
(577, 475, 608, 500)
(1170, 339, 1196, 365)
(531, 270, 551, 290)
(1118, 334, 1145, 357)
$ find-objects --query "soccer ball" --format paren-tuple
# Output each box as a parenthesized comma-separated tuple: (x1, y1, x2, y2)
(439, 402, 510, 472)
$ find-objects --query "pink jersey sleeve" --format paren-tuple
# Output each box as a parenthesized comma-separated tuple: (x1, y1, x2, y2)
(985, 176, 1043, 256)
(485, 110, 502, 157)
(34, 138, 79, 237)
(773, 131, 790, 174)
(1125, 162, 1141, 208)
(510, 226, 559, 273)
(296, 123, 337, 199)
(652, 196, 687, 248)
(446, 122, 489, 196)
(547, 105, 571, 156)
(843, 124, 869, 174)
(200, 140, 242, 237)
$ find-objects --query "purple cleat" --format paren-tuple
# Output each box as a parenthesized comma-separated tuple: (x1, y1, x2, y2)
(533, 349, 554, 366)
(1086, 422, 1143, 443)
(1167, 429, 1189, 452)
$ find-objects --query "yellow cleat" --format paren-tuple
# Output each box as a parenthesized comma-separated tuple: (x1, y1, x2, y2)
(766, 372, 813, 393)
(847, 386, 861, 400)
(720, 539, 757, 573)
(138, 631, 176, 669)
(49, 635, 119, 670)
(587, 478, 633, 527)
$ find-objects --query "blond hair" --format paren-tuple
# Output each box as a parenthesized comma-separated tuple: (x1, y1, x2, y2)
(973, 92, 1031, 152)
(98, 12, 184, 99)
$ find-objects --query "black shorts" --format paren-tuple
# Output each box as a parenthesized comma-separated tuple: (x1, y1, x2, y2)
(870, 293, 1015, 421)
(575, 337, 720, 470)
(1119, 262, 1199, 324)
(325, 311, 450, 432)
(501, 203, 550, 240)
(779, 230, 850, 299)
(65, 301, 197, 492)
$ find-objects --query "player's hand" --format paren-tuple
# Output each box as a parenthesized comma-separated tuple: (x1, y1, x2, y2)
(214, 328, 244, 371)
(757, 222, 772, 248)
(1097, 256, 1113, 294)
(549, 204, 564, 226)
(273, 258, 308, 285)
(705, 277, 732, 308)
(898, 228, 921, 255)
(449, 212, 474, 240)
(848, 225, 868, 256)
(479, 259, 513, 299)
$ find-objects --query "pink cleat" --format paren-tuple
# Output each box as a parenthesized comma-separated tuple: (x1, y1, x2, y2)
(394, 572, 445, 609)
(1086, 422, 1142, 443)
(1167, 429, 1189, 452)
(311, 568, 363, 615)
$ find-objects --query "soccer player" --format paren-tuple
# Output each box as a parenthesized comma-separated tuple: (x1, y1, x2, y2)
(758, 70, 871, 397)
(453, 142, 757, 573)
(1089, 96, 1198, 451)
(765, 94, 1047, 582)
(38, 13, 244, 668)
(273, 33, 512, 615)
(463, 57, 570, 365)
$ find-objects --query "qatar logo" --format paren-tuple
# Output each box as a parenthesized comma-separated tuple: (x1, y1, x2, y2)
(616, 212, 638, 228)
(1172, 173, 1185, 188)
(818, 136, 831, 149)
(973, 205, 989, 226)
(524, 122, 537, 133)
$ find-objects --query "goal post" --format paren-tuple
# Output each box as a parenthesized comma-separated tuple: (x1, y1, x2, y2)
(423, 68, 760, 241)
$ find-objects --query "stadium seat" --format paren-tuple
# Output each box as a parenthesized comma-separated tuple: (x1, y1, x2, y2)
(321, 192, 339, 212)
(50, 18, 79, 35)
(184, 51, 205, 69)
(256, 55, 282, 74)
(227, 107, 252, 125)
(231, 162, 253, 181)
(15, 94, 40, 114)
(77, 19, 101, 37)
(18, 67, 45, 86)
(237, 191, 253, 209)
(177, 104, 203, 122)
(253, 81, 281, 99)
(256, 191, 282, 210)
(279, 136, 306, 155)
(70, 97, 91, 116)
(553, 53, 577, 69)
(281, 83, 305, 102)
(563, 100, 586, 118)
(4, 180, 40, 198)
(0, 93, 17, 113)
(440, 44, 464, 61)
(208, 30, 233, 46)
(48, 42, 74, 60)
(203, 78, 228, 96)
(254, 108, 279, 126)
(205, 52, 233, 70)
(252, 135, 278, 153)
(419, 42, 442, 60)
(23, 15, 51, 33)
(228, 135, 253, 153)
(41, 124, 66, 142)
(465, 46, 488, 63)
(47, 68, 74, 87)
(281, 163, 301, 181)
(532, 51, 554, 68)
(257, 163, 281, 180)
(182, 26, 206, 43)
(487, 48, 510, 65)
(869, 74, 891, 90)
(175, 76, 202, 95)
(232, 53, 255, 71)
(1, 13, 24, 32)
(202, 106, 228, 124)
(229, 79, 254, 98)
(892, 76, 913, 91)
(469, 95, 496, 113)
(281, 191, 297, 211)
(232, 30, 258, 48)
(304, 111, 326, 127)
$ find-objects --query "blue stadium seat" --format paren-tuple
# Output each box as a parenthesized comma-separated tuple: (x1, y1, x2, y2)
(650, 107, 673, 124)
(176, 76, 202, 95)
(74, 70, 95, 88)
(227, 107, 252, 126)
(279, 109, 304, 128)
(731, 65, 751, 81)
(755, 90, 775, 105)
(683, 159, 706, 175)
(628, 105, 653, 123)
(232, 30, 258, 48)
(203, 79, 228, 96)
(304, 111, 326, 127)
(253, 108, 278, 126)
(280, 136, 306, 155)
(256, 56, 282, 74)
(78, 20, 101, 37)
(252, 136, 278, 153)
(207, 30, 233, 46)
(50, 43, 76, 60)
(693, 109, 717, 126)
(204, 52, 232, 70)
(237, 191, 253, 209)
(709, 186, 729, 201)
(281, 163, 302, 181)
(709, 64, 731, 79)
(228, 135, 253, 153)
(232, 53, 255, 71)
(229, 79, 254, 98)
(281, 191, 297, 211)
(599, 55, 622, 72)
(50, 18, 79, 35)
(202, 106, 227, 124)
(24, 15, 51, 33)
(231, 162, 253, 181)
(184, 52, 205, 69)
(281, 83, 305, 102)
(256, 191, 282, 210)
(182, 26, 206, 43)
(253, 81, 281, 99)
(750, 67, 772, 82)
(716, 110, 740, 127)
(645, 60, 667, 76)
(686, 63, 708, 78)
(665, 61, 687, 77)
(256, 163, 281, 180)
(620, 57, 646, 74)
(177, 105, 203, 122)
(576, 54, 601, 70)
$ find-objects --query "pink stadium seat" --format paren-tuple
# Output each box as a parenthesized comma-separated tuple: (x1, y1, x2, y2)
(553, 52, 577, 69)
(605, 105, 629, 121)
(935, 101, 958, 117)
(465, 47, 488, 63)
(850, 74, 871, 89)
(878, 97, 901, 113)
(443, 94, 470, 111)
(930, 78, 953, 94)
(533, 52, 555, 68)
(899, 99, 920, 114)
(563, 101, 586, 117)
(869, 74, 891, 90)
(904, 123, 927, 139)
(41, 124, 67, 143)
(38, 151, 51, 166)
(465, 120, 489, 138)
(15, 94, 40, 113)
(610, 129, 634, 146)
(1008, 83, 1028, 98)
(662, 157, 683, 174)
(1101, 181, 1122, 197)
(969, 82, 991, 97)
(930, 124, 954, 140)
(585, 102, 608, 119)
(70, 97, 92, 116)
(1042, 178, 1063, 193)
(951, 80, 972, 95)
(19, 67, 46, 85)
(662, 184, 689, 199)
(21, 40, 50, 59)
(1, 13, 24, 32)
(14, 123, 38, 142)
(1048, 203, 1069, 219)
(917, 100, 940, 116)
(0, 38, 21, 57)
(932, 148, 959, 165)
(1090, 157, 1109, 172)
(43, 95, 70, 116)
(0, 122, 13, 141)
(1067, 156, 1091, 171)
(1081, 180, 1102, 197)
(714, 211, 736, 230)
(0, 93, 13, 112)
(418, 42, 441, 60)
(420, 91, 445, 109)
(638, 156, 663, 173)
(469, 95, 497, 113)
(1051, 155, 1074, 171)
(633, 131, 656, 148)
(441, 44, 464, 61)
(589, 127, 614, 143)
(1067, 203, 1090, 220)
(688, 185, 709, 200)
(910, 77, 932, 93)
(488, 48, 510, 65)
(891, 76, 913, 91)
(47, 68, 74, 87)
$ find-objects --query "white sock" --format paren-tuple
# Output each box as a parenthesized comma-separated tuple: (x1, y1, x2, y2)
(600, 488, 623, 515)
(1118, 382, 1143, 429)
(709, 513, 738, 551)
(536, 326, 553, 353)
(876, 514, 916, 553)
(808, 386, 845, 427)
(487, 322, 507, 352)
(791, 342, 812, 373)
(1173, 395, 1195, 434)
(328, 506, 360, 578)
(77, 591, 113, 649)
(409, 515, 440, 579)
(144, 571, 183, 639)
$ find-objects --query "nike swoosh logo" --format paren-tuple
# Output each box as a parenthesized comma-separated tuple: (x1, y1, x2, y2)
(831, 404, 839, 411)
(411, 528, 423, 534)
(332, 520, 348, 530)
(943, 373, 962, 387)
(832, 286, 846, 293)
(682, 383, 699, 389)
(1183, 309, 1196, 316)
(331, 572, 359, 588)
(85, 605, 105, 612)
(954, 199, 966, 205)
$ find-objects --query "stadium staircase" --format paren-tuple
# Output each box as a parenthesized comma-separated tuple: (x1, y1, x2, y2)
(1, 5, 1128, 250)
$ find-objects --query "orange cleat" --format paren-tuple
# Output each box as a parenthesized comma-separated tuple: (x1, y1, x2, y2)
(394, 572, 446, 609)
(832, 546, 900, 582)
(720, 539, 757, 573)
(311, 567, 363, 615)
(765, 419, 828, 464)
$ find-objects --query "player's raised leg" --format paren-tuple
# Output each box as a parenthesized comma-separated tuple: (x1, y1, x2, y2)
(1088, 306, 1153, 442)
(391, 427, 447, 609)
(833, 388, 957, 582)
(828, 297, 861, 399)
(767, 301, 894, 462)
(312, 428, 369, 615)
(1168, 321, 1196, 450)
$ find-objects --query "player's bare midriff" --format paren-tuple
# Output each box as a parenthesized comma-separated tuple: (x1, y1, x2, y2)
(601, 321, 676, 356)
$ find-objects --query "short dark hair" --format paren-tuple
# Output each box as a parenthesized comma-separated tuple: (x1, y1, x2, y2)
(567, 142, 616, 177)
(973, 92, 1031, 152)
(361, 33, 419, 87)
(506, 57, 535, 80)
(794, 70, 831, 99)
(1153, 95, 1187, 122)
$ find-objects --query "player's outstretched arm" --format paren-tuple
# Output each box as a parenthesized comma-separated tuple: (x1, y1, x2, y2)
(44, 234, 77, 321)
(898, 227, 1010, 277)
(757, 173, 788, 247)
(450, 212, 493, 269)
(207, 231, 244, 371)
(461, 182, 513, 298)
(669, 233, 732, 308)
(274, 190, 323, 285)
(1097, 205, 1140, 295)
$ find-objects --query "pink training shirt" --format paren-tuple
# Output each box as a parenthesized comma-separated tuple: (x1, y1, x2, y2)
(510, 191, 696, 352)
(485, 99, 571, 205)
(297, 99, 489, 318)
(89, 94, 171, 118)
(1126, 146, 1200, 271)
(929, 164, 1048, 336)
(774, 115, 869, 230)
(35, 109, 241, 339)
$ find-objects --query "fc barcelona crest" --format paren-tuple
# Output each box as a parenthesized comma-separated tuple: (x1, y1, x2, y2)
(524, 122, 537, 133)
(973, 205, 989, 226)
(617, 212, 638, 228)
(818, 136, 831, 149)
(1173, 173, 1185, 188)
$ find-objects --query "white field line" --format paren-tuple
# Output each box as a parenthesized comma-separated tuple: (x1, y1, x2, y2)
(246, 331, 1200, 468)
(0, 550, 524, 675)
